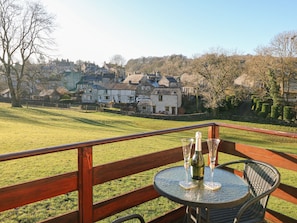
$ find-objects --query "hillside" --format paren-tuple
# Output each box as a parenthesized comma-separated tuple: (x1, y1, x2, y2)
(125, 54, 192, 76)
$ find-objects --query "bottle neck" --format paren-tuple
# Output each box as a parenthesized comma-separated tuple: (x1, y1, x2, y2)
(195, 132, 202, 152)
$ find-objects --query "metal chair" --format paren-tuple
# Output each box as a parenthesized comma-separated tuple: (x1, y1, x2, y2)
(201, 159, 281, 223)
(112, 214, 145, 223)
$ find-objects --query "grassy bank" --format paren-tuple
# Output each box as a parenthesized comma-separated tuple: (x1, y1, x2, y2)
(0, 103, 296, 222)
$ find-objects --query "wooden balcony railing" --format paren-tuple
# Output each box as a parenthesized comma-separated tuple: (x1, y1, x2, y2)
(0, 122, 296, 223)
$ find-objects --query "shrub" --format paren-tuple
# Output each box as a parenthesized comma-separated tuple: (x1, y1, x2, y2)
(251, 97, 258, 110)
(231, 96, 240, 108)
(261, 103, 270, 116)
(252, 96, 258, 104)
(271, 105, 280, 119)
(255, 100, 262, 113)
(283, 106, 294, 121)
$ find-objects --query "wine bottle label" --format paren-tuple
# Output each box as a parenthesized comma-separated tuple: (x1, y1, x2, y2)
(190, 165, 204, 180)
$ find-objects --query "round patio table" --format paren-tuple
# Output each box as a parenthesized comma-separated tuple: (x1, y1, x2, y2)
(153, 166, 249, 222)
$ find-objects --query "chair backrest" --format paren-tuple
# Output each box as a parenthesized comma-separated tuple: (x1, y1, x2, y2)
(217, 159, 280, 222)
(243, 160, 280, 209)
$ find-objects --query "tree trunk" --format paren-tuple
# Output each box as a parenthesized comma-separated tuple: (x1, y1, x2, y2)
(11, 98, 22, 107)
(6, 71, 22, 107)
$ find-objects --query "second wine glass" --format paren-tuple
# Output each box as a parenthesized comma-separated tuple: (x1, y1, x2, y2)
(204, 138, 221, 190)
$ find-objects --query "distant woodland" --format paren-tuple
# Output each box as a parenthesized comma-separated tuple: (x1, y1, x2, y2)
(125, 54, 192, 76)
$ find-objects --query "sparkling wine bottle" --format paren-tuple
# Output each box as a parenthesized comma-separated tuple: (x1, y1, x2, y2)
(190, 131, 205, 180)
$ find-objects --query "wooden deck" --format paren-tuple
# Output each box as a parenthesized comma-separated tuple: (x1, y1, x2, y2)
(0, 122, 296, 223)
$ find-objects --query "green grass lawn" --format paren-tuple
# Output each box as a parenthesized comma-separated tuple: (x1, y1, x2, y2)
(0, 102, 296, 222)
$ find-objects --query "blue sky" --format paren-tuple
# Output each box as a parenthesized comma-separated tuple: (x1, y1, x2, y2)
(41, 0, 297, 65)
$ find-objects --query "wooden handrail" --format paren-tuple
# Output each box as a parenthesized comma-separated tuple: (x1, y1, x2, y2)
(0, 123, 296, 223)
(217, 122, 297, 139)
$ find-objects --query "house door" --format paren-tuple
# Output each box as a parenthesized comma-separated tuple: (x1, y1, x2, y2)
(172, 107, 176, 115)
(153, 106, 156, 113)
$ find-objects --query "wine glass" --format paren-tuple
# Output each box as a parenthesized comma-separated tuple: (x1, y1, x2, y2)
(179, 138, 197, 189)
(204, 138, 221, 190)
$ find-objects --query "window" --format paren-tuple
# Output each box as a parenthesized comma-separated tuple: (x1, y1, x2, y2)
(158, 95, 163, 101)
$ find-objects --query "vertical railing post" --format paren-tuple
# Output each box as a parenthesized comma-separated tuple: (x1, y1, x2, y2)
(78, 146, 93, 223)
(208, 124, 220, 165)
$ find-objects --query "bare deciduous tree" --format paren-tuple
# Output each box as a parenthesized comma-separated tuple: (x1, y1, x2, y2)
(192, 49, 243, 114)
(245, 48, 275, 100)
(269, 31, 297, 102)
(109, 54, 126, 67)
(0, 0, 56, 107)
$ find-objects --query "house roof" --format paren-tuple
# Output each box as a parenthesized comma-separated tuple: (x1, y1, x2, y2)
(63, 70, 83, 76)
(165, 76, 178, 83)
(234, 74, 254, 88)
(158, 76, 179, 87)
(56, 86, 69, 95)
(39, 87, 68, 97)
(123, 74, 145, 84)
(0, 88, 10, 95)
(102, 73, 115, 79)
(148, 79, 159, 87)
(92, 84, 106, 90)
(102, 83, 138, 90)
(77, 75, 102, 84)
(151, 87, 181, 95)
(180, 73, 195, 82)
(39, 89, 56, 97)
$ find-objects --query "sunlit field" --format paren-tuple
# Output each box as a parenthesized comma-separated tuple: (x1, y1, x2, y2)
(0, 102, 296, 222)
